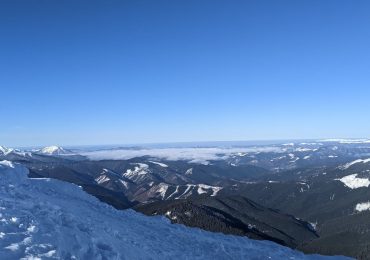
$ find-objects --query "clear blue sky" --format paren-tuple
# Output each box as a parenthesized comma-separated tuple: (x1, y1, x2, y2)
(1, 0, 370, 147)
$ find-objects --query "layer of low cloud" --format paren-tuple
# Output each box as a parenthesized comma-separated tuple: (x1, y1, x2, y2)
(82, 147, 283, 164)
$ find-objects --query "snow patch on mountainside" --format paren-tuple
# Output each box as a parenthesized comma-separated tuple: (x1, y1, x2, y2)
(197, 184, 222, 196)
(296, 148, 317, 152)
(156, 183, 169, 199)
(337, 174, 370, 189)
(339, 159, 370, 170)
(0, 160, 15, 168)
(355, 202, 370, 212)
(123, 163, 149, 179)
(149, 161, 168, 167)
(96, 175, 110, 184)
(0, 146, 14, 156)
(185, 168, 193, 175)
(174, 184, 222, 199)
(94, 169, 131, 190)
(321, 139, 370, 144)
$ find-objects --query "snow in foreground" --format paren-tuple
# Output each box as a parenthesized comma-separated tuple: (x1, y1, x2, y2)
(0, 161, 347, 260)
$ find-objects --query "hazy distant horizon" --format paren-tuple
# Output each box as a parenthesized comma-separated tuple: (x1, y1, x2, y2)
(8, 137, 370, 150)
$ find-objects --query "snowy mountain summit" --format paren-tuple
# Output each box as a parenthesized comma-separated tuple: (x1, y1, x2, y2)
(38, 145, 70, 155)
(0, 161, 348, 259)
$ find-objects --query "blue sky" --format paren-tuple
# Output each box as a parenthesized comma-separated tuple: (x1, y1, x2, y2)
(1, 0, 370, 147)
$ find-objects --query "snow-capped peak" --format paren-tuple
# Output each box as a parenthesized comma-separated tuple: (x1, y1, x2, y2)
(39, 145, 69, 155)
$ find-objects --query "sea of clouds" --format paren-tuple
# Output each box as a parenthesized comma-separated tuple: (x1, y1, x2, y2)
(82, 146, 283, 164)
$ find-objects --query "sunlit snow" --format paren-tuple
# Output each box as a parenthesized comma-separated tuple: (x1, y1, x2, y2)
(339, 159, 370, 170)
(355, 202, 370, 212)
(337, 174, 370, 189)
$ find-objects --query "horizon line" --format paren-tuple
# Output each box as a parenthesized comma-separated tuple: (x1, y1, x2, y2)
(7, 137, 370, 149)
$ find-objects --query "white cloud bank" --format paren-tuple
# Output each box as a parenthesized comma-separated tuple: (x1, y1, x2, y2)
(82, 147, 283, 164)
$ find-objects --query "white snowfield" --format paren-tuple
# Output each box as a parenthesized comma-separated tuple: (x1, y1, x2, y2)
(0, 161, 347, 260)
(337, 174, 370, 189)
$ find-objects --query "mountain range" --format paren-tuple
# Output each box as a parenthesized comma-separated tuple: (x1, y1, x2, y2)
(2, 139, 370, 258)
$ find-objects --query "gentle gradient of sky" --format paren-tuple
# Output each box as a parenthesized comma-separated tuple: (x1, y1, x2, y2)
(1, 0, 370, 147)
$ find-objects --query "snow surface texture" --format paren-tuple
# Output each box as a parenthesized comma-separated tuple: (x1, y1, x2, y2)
(337, 174, 370, 189)
(0, 161, 347, 260)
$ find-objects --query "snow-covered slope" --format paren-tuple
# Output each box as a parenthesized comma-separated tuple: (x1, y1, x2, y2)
(123, 163, 150, 182)
(0, 146, 32, 158)
(337, 174, 370, 189)
(339, 158, 370, 170)
(165, 183, 222, 199)
(0, 161, 346, 259)
(0, 146, 13, 156)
